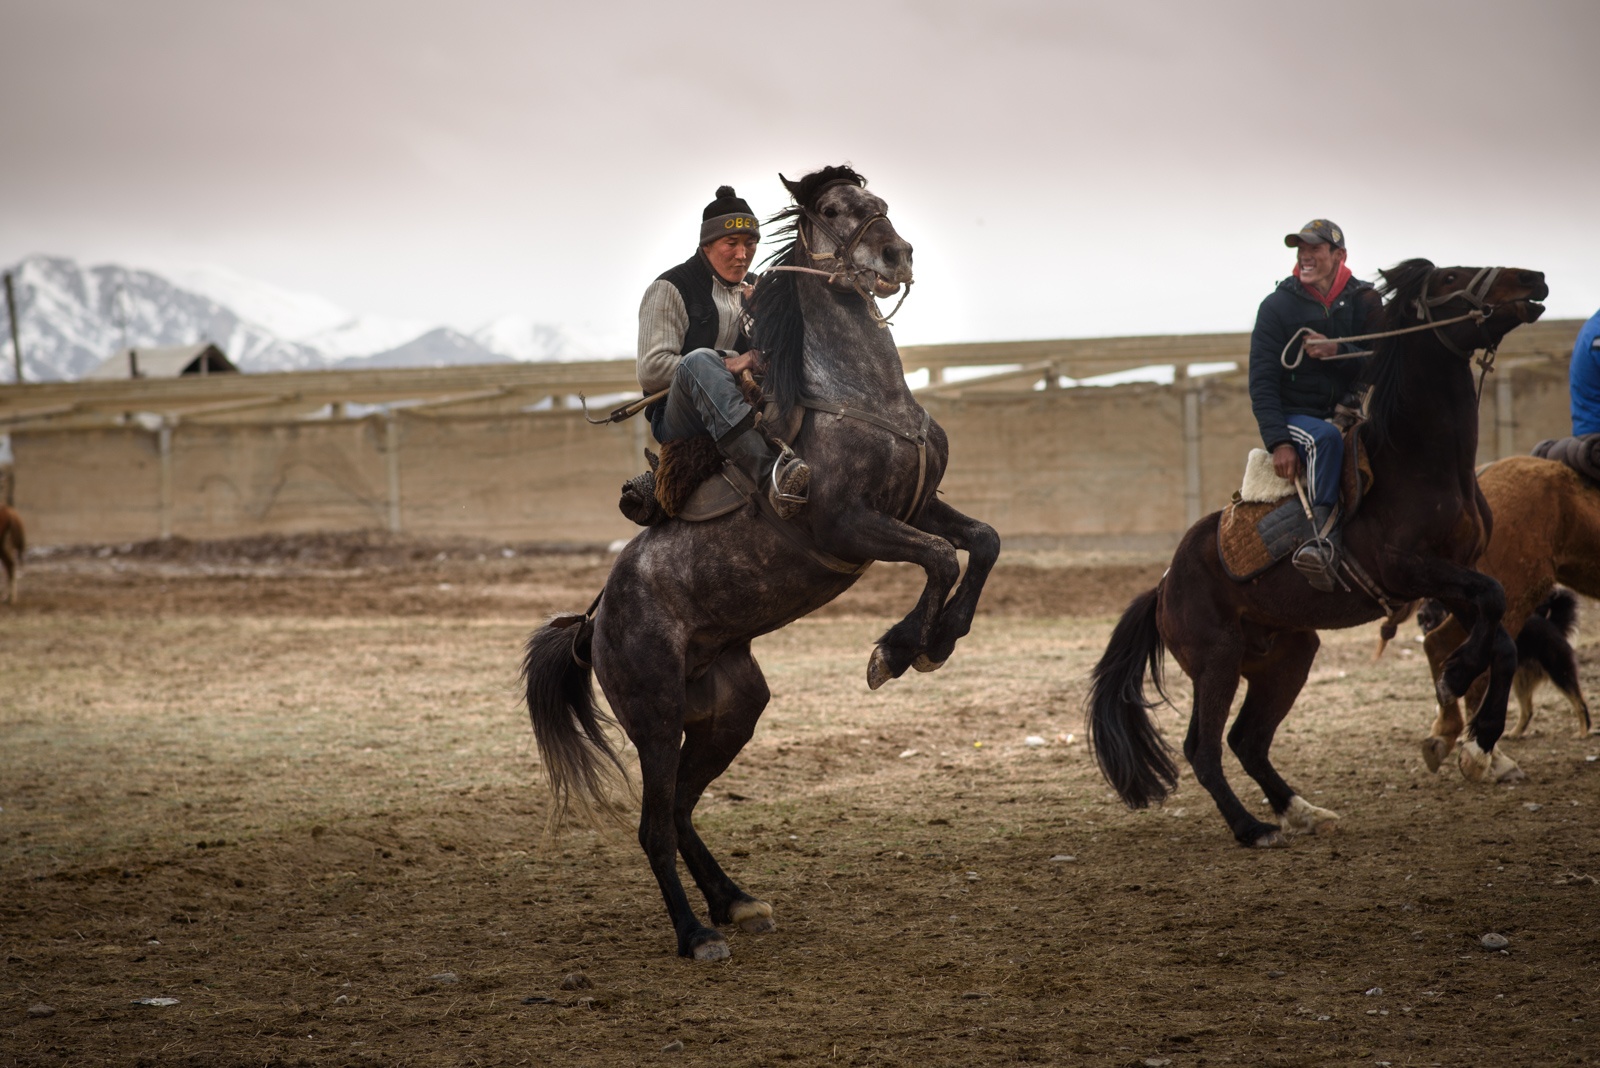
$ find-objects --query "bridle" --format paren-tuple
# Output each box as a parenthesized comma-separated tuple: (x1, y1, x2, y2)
(769, 179, 913, 328)
(1411, 267, 1502, 359)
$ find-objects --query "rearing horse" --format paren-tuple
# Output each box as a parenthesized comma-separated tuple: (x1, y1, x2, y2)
(523, 165, 1000, 959)
(1086, 260, 1548, 847)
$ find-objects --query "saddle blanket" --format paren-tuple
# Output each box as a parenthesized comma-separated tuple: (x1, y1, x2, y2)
(1217, 425, 1374, 582)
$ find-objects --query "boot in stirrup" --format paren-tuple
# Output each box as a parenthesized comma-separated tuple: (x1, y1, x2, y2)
(1291, 504, 1342, 592)
(717, 416, 811, 520)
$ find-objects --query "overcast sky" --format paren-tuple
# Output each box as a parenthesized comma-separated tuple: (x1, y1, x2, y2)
(2, 0, 1596, 353)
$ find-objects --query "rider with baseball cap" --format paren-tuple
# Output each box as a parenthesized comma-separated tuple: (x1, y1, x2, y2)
(1247, 218, 1382, 590)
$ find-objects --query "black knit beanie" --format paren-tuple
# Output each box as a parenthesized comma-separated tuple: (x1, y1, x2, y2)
(699, 185, 759, 244)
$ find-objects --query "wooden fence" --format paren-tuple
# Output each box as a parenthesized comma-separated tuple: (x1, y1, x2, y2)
(0, 321, 1582, 549)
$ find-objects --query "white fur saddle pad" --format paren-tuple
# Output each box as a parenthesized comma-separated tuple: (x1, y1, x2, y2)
(1239, 448, 1297, 504)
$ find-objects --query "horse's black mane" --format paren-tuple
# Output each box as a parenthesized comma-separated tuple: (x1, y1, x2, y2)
(748, 165, 868, 417)
(1361, 258, 1435, 450)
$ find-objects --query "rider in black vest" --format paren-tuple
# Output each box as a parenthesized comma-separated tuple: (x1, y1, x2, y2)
(636, 185, 810, 518)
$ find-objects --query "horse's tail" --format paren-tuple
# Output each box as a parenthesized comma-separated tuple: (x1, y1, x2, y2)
(522, 603, 625, 824)
(1086, 586, 1180, 809)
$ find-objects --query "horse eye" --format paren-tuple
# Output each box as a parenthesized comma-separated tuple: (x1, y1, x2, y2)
(823, 207, 839, 218)
(1443, 273, 1457, 283)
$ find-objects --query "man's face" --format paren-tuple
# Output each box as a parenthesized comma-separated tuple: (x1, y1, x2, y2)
(1296, 240, 1346, 292)
(703, 234, 759, 284)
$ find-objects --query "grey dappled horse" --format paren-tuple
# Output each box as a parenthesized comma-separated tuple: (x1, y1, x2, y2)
(523, 165, 1000, 960)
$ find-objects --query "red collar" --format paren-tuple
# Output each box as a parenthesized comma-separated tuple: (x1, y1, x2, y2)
(1293, 262, 1351, 309)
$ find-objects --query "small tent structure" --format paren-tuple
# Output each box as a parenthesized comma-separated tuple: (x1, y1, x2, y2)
(86, 343, 238, 380)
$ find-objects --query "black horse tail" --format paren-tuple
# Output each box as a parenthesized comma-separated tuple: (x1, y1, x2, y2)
(1086, 587, 1180, 809)
(522, 605, 625, 823)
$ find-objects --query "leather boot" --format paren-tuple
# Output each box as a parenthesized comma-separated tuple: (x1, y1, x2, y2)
(1291, 505, 1342, 592)
(717, 416, 811, 520)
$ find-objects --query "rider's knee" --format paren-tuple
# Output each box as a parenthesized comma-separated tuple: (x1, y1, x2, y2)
(674, 348, 726, 386)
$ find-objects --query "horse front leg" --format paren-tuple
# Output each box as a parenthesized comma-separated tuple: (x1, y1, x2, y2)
(1385, 555, 1516, 783)
(906, 496, 1001, 673)
(817, 508, 961, 689)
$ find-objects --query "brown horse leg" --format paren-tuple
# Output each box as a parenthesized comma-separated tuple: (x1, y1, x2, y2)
(673, 644, 776, 934)
(1507, 665, 1539, 738)
(1179, 653, 1283, 848)
(1229, 630, 1339, 835)
(1420, 617, 1469, 770)
(905, 497, 1001, 671)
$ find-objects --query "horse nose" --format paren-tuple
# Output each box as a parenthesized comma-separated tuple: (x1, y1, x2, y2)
(1518, 269, 1548, 299)
(881, 240, 913, 276)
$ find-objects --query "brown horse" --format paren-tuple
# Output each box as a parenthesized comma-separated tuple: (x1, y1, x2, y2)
(0, 505, 23, 605)
(1087, 260, 1548, 847)
(1419, 456, 1600, 777)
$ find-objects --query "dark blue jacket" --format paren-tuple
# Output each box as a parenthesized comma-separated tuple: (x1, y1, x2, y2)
(1248, 273, 1380, 451)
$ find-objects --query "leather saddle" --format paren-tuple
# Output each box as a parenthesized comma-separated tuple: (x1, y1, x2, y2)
(1217, 424, 1373, 582)
(619, 398, 808, 526)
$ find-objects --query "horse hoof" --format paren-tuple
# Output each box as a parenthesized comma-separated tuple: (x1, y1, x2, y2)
(1458, 740, 1493, 783)
(1250, 829, 1288, 849)
(691, 934, 731, 962)
(912, 653, 945, 673)
(1284, 796, 1341, 835)
(1420, 735, 1451, 773)
(1489, 748, 1526, 783)
(867, 647, 893, 690)
(729, 899, 775, 934)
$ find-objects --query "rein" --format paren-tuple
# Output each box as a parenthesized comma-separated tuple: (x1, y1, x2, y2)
(1280, 267, 1509, 403)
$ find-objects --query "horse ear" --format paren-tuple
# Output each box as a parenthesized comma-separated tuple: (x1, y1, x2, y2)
(779, 173, 802, 197)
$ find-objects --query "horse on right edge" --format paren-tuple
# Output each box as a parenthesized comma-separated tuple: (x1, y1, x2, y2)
(1416, 455, 1600, 776)
(1086, 260, 1548, 848)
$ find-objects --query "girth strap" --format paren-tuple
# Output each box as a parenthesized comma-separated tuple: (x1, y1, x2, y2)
(798, 395, 931, 523)
(1338, 552, 1407, 617)
(719, 463, 871, 576)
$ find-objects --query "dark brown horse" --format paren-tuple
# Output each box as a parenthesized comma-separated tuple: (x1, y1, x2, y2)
(1087, 261, 1548, 847)
(522, 166, 999, 959)
(0, 505, 23, 605)
(1418, 455, 1600, 777)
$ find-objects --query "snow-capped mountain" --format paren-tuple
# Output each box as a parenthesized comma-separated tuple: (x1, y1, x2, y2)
(0, 254, 624, 383)
(335, 328, 510, 369)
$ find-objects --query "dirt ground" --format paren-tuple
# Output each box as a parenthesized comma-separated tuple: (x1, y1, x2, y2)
(3, 534, 1598, 1067)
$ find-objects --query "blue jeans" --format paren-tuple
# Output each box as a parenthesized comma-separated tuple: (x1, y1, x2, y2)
(648, 348, 754, 444)
(1286, 414, 1344, 510)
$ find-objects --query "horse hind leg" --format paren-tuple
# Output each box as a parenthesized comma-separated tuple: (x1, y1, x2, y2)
(1230, 631, 1339, 837)
(594, 629, 730, 960)
(1505, 662, 1543, 739)
(1181, 657, 1284, 848)
(674, 643, 777, 936)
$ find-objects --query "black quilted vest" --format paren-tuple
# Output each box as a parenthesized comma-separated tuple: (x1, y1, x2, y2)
(656, 251, 752, 356)
(644, 252, 755, 425)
